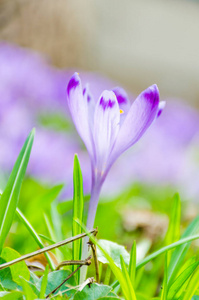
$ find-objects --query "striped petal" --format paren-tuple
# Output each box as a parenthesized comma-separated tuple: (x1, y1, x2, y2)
(110, 84, 159, 163)
(93, 90, 120, 176)
(67, 73, 93, 156)
(83, 84, 95, 131)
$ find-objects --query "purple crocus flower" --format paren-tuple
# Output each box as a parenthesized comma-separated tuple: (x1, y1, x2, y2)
(67, 72, 163, 230)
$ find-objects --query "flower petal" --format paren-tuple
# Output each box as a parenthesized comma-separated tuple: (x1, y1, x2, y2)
(67, 73, 93, 155)
(83, 84, 95, 130)
(110, 84, 159, 162)
(93, 90, 120, 175)
(112, 86, 131, 124)
(157, 101, 166, 118)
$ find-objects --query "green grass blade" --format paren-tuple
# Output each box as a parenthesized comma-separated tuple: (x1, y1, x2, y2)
(76, 219, 136, 300)
(0, 129, 35, 253)
(167, 262, 199, 299)
(165, 193, 181, 262)
(129, 241, 136, 285)
(182, 265, 199, 300)
(39, 265, 49, 298)
(72, 155, 84, 283)
(167, 216, 199, 286)
(16, 208, 55, 271)
(120, 255, 137, 300)
(160, 252, 168, 300)
(136, 233, 199, 270)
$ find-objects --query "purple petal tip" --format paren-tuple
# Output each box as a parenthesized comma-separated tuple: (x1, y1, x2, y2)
(143, 84, 159, 108)
(157, 101, 166, 117)
(99, 91, 116, 110)
(112, 87, 128, 105)
(67, 72, 80, 96)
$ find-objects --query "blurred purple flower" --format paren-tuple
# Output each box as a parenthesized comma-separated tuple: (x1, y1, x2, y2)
(67, 72, 163, 229)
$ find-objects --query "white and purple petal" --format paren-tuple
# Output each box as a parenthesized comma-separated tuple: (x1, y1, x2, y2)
(110, 84, 159, 163)
(93, 90, 120, 176)
(157, 101, 166, 118)
(83, 84, 95, 131)
(67, 73, 93, 156)
(112, 86, 130, 124)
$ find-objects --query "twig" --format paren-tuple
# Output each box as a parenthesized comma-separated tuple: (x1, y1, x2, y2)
(0, 229, 97, 270)
(78, 277, 95, 291)
(46, 256, 91, 298)
(56, 256, 91, 270)
(88, 230, 99, 283)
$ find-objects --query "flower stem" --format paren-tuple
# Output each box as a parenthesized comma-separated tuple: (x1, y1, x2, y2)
(80, 181, 101, 282)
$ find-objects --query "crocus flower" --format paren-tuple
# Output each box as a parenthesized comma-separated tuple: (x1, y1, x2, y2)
(67, 72, 163, 230)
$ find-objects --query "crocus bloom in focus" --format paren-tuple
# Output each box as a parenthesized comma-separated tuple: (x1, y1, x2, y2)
(67, 72, 163, 230)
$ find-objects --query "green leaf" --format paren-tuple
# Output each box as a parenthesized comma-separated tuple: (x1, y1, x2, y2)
(44, 270, 76, 297)
(57, 195, 90, 215)
(136, 225, 199, 270)
(1, 247, 30, 285)
(72, 155, 84, 283)
(98, 296, 121, 300)
(97, 240, 130, 268)
(0, 129, 35, 253)
(160, 252, 168, 300)
(0, 291, 23, 300)
(39, 265, 49, 298)
(129, 241, 136, 285)
(120, 255, 137, 299)
(73, 283, 112, 300)
(165, 193, 181, 262)
(167, 262, 199, 299)
(191, 296, 199, 300)
(167, 216, 199, 287)
(16, 208, 55, 271)
(182, 266, 199, 299)
(19, 276, 38, 300)
(0, 257, 18, 290)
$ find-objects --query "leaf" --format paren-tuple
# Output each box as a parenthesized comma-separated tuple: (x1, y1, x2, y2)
(16, 208, 55, 271)
(0, 291, 23, 300)
(73, 283, 112, 300)
(129, 241, 136, 285)
(120, 255, 137, 299)
(19, 276, 38, 300)
(0, 129, 35, 253)
(165, 193, 181, 262)
(167, 262, 199, 299)
(72, 155, 84, 283)
(136, 226, 199, 270)
(97, 240, 130, 268)
(182, 266, 199, 299)
(39, 265, 49, 298)
(160, 252, 168, 300)
(44, 270, 76, 297)
(1, 247, 30, 285)
(57, 195, 90, 215)
(98, 296, 121, 300)
(167, 216, 199, 287)
(0, 257, 18, 290)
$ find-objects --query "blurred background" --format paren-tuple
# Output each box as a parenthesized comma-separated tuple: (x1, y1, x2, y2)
(1, 0, 199, 102)
(1, 0, 199, 203)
